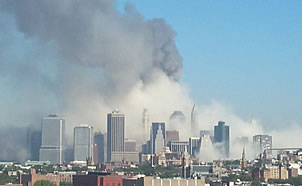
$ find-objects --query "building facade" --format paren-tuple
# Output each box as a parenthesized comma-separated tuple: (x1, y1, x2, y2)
(94, 132, 105, 163)
(189, 137, 201, 158)
(39, 115, 65, 164)
(169, 141, 189, 153)
(125, 139, 136, 152)
(214, 121, 230, 158)
(73, 125, 94, 161)
(191, 104, 199, 136)
(253, 134, 273, 158)
(73, 174, 123, 186)
(142, 108, 150, 142)
(107, 110, 125, 162)
(166, 130, 179, 146)
(151, 122, 166, 154)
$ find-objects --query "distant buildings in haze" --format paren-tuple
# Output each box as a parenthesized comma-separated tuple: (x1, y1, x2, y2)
(73, 125, 93, 161)
(214, 121, 230, 158)
(39, 114, 65, 164)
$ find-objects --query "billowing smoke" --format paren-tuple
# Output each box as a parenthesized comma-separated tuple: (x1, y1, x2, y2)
(0, 0, 189, 160)
(0, 0, 301, 162)
(0, 1, 185, 130)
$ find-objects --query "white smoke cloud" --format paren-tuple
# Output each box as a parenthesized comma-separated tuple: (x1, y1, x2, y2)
(0, 0, 301, 162)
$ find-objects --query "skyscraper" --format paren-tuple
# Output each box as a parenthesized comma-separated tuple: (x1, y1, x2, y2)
(142, 108, 150, 142)
(107, 109, 125, 162)
(253, 135, 272, 158)
(39, 114, 65, 164)
(151, 122, 166, 154)
(73, 125, 94, 161)
(94, 132, 104, 163)
(125, 139, 136, 152)
(27, 127, 41, 161)
(200, 132, 213, 152)
(214, 121, 230, 158)
(191, 105, 199, 136)
(166, 130, 180, 146)
(189, 137, 201, 158)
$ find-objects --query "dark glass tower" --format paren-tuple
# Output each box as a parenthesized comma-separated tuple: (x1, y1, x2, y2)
(94, 132, 104, 163)
(214, 121, 230, 158)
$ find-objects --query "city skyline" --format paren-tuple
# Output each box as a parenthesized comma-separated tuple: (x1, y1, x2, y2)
(0, 0, 302, 185)
(0, 0, 301, 164)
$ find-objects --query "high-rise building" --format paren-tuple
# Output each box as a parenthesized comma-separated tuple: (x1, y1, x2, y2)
(142, 109, 150, 142)
(189, 137, 201, 158)
(125, 139, 136, 152)
(73, 125, 94, 161)
(191, 105, 199, 136)
(93, 132, 104, 163)
(107, 109, 125, 162)
(253, 135, 272, 158)
(200, 132, 213, 151)
(151, 122, 166, 154)
(166, 130, 179, 146)
(39, 114, 65, 164)
(214, 121, 230, 158)
(27, 128, 41, 161)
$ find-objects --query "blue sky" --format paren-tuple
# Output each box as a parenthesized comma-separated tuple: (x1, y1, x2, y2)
(119, 0, 302, 128)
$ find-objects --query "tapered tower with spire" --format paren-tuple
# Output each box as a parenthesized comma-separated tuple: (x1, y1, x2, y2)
(191, 104, 199, 136)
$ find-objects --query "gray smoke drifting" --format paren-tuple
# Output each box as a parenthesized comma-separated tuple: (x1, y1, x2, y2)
(1, 0, 301, 162)
(0, 0, 188, 160)
(0, 1, 184, 124)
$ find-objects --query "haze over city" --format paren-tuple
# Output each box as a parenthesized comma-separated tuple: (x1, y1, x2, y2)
(0, 1, 302, 185)
(1, 0, 301, 156)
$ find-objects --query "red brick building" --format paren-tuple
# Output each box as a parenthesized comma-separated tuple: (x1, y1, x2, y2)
(20, 169, 60, 186)
(73, 173, 123, 186)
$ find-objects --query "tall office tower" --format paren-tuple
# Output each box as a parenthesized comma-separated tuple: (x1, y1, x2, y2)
(142, 109, 150, 142)
(39, 114, 65, 164)
(189, 137, 201, 158)
(253, 135, 272, 158)
(64, 146, 74, 162)
(191, 105, 199, 136)
(166, 130, 180, 146)
(151, 122, 166, 154)
(94, 132, 104, 163)
(125, 139, 136, 152)
(104, 133, 107, 162)
(107, 109, 125, 162)
(181, 146, 191, 178)
(73, 125, 93, 161)
(214, 121, 230, 158)
(200, 132, 213, 151)
(27, 128, 41, 161)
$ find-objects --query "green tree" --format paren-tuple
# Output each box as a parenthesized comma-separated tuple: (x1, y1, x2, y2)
(0, 173, 18, 184)
(33, 180, 56, 186)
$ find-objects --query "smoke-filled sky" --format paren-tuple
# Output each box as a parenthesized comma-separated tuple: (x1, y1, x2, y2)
(0, 0, 302, 161)
(119, 0, 302, 130)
